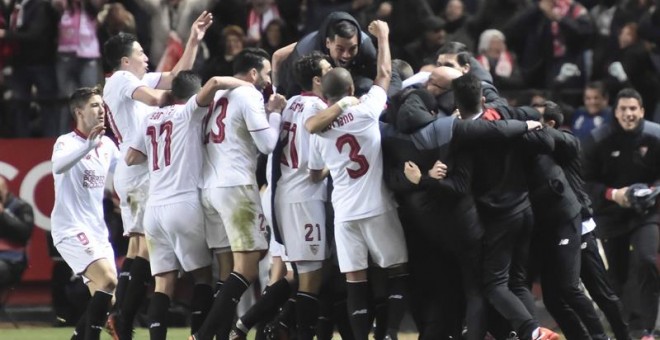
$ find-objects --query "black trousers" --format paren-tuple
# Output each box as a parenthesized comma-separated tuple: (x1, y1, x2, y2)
(602, 223, 659, 331)
(581, 231, 631, 340)
(535, 216, 606, 340)
(482, 207, 537, 340)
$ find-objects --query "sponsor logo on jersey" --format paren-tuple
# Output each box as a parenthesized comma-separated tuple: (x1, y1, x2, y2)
(309, 244, 319, 255)
(83, 170, 105, 188)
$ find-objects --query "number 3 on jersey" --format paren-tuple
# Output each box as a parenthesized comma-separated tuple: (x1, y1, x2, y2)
(146, 121, 173, 171)
(336, 133, 369, 179)
(203, 97, 228, 144)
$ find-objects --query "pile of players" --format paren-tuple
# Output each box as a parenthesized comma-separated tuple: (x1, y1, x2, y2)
(50, 9, 659, 340)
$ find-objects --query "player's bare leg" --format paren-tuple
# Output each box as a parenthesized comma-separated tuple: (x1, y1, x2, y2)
(214, 250, 234, 294)
(76, 259, 117, 340)
(346, 270, 370, 340)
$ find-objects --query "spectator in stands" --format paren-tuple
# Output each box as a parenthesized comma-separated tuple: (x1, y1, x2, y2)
(570, 81, 612, 140)
(200, 25, 246, 81)
(505, 0, 593, 89)
(441, 0, 475, 52)
(604, 22, 660, 119)
(401, 16, 446, 72)
(0, 0, 59, 137)
(246, 0, 281, 45)
(475, 29, 523, 92)
(260, 18, 292, 56)
(0, 176, 34, 287)
(53, 0, 103, 136)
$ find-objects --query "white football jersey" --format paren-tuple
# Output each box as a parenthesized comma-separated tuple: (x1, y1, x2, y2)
(202, 85, 270, 188)
(132, 95, 206, 206)
(51, 131, 120, 244)
(103, 70, 161, 179)
(276, 93, 328, 203)
(308, 86, 396, 222)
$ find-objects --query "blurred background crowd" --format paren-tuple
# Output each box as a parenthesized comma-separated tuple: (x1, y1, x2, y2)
(1, 0, 660, 140)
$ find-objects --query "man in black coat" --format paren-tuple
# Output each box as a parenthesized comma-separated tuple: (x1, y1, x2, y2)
(0, 176, 34, 286)
(582, 88, 660, 339)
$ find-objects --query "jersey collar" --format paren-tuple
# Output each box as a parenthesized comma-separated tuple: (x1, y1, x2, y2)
(73, 128, 88, 140)
(301, 91, 327, 104)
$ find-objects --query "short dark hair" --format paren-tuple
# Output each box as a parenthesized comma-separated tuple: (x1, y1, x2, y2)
(294, 52, 330, 92)
(392, 59, 414, 80)
(70, 87, 102, 119)
(452, 73, 481, 114)
(543, 100, 564, 126)
(435, 41, 468, 59)
(103, 32, 138, 71)
(327, 20, 358, 40)
(456, 52, 471, 67)
(586, 81, 608, 98)
(172, 71, 202, 101)
(322, 67, 353, 102)
(615, 87, 643, 108)
(233, 47, 271, 75)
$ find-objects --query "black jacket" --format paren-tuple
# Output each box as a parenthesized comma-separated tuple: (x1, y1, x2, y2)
(525, 128, 582, 225)
(582, 120, 660, 237)
(0, 193, 34, 263)
(277, 11, 377, 97)
(4, 0, 58, 66)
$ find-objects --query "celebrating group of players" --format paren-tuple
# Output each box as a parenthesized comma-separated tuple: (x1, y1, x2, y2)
(48, 6, 660, 340)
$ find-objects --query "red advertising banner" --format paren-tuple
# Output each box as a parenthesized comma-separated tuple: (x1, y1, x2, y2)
(0, 138, 56, 281)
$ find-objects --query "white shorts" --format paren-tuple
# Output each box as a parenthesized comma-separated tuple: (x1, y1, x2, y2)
(114, 173, 149, 235)
(201, 185, 269, 252)
(56, 233, 116, 279)
(335, 209, 408, 273)
(274, 199, 328, 263)
(144, 200, 212, 275)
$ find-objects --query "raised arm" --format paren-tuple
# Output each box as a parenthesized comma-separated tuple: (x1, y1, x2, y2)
(272, 42, 297, 87)
(368, 20, 392, 92)
(157, 11, 213, 89)
(52, 125, 105, 174)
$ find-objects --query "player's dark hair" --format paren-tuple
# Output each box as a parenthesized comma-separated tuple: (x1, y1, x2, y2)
(70, 87, 102, 119)
(456, 51, 472, 67)
(586, 81, 608, 98)
(294, 52, 330, 91)
(452, 73, 481, 116)
(615, 87, 643, 108)
(322, 68, 353, 102)
(233, 47, 271, 75)
(327, 20, 358, 40)
(392, 59, 414, 80)
(172, 71, 202, 101)
(434, 41, 468, 60)
(103, 32, 138, 71)
(543, 100, 564, 127)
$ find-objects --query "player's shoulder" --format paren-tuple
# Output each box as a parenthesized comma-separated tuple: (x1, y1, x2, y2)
(230, 85, 260, 98)
(106, 70, 137, 84)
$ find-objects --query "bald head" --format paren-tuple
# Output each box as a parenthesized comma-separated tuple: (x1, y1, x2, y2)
(425, 66, 462, 97)
(322, 67, 354, 103)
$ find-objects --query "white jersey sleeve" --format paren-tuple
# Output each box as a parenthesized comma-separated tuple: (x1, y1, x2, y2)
(357, 85, 387, 120)
(308, 135, 324, 171)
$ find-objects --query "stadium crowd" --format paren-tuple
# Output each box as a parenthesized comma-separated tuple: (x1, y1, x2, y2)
(0, 1, 659, 340)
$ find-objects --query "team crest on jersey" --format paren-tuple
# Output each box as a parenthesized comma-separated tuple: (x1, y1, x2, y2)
(55, 142, 65, 151)
(83, 170, 105, 188)
(309, 244, 319, 255)
(639, 145, 648, 157)
(85, 247, 94, 256)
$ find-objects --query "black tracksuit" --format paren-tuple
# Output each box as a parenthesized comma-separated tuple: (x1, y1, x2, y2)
(526, 128, 607, 340)
(382, 95, 533, 340)
(407, 106, 546, 340)
(582, 120, 660, 332)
